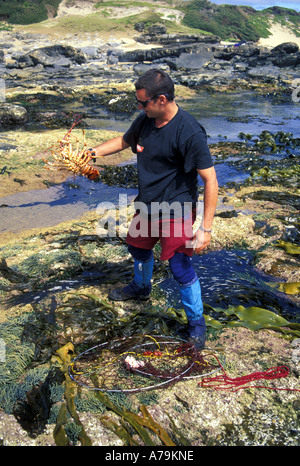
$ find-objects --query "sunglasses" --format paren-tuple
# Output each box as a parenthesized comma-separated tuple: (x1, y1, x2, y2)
(135, 95, 158, 108)
(136, 94, 173, 108)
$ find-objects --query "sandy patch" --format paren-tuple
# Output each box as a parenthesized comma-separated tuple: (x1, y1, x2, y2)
(56, 0, 184, 24)
(56, 0, 99, 17)
(258, 22, 300, 48)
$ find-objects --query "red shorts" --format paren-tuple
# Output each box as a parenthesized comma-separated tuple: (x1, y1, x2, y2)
(126, 210, 196, 261)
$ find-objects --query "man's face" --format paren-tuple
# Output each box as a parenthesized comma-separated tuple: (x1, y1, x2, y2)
(136, 89, 160, 118)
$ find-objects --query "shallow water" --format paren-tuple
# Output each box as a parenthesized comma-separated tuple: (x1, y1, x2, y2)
(10, 248, 299, 323)
(84, 91, 300, 143)
(0, 178, 137, 233)
(0, 163, 246, 233)
(182, 92, 300, 142)
(160, 249, 300, 322)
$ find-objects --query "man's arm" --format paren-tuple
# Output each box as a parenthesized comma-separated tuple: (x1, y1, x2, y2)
(90, 135, 130, 157)
(193, 166, 218, 254)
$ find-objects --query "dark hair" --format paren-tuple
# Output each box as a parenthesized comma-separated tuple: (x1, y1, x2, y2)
(135, 68, 175, 100)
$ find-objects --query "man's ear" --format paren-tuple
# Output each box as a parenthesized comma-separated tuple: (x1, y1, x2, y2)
(158, 95, 168, 105)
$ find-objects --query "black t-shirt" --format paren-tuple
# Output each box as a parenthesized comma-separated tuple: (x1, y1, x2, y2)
(124, 106, 213, 212)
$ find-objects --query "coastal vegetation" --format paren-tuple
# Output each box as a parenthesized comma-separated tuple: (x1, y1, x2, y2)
(183, 0, 300, 41)
(0, 0, 299, 42)
(0, 0, 61, 24)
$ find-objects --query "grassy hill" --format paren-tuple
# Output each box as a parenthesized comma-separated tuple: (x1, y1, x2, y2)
(0, 0, 61, 24)
(183, 0, 300, 41)
(0, 0, 299, 42)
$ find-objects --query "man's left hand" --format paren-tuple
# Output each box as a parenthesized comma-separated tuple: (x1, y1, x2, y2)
(192, 228, 212, 254)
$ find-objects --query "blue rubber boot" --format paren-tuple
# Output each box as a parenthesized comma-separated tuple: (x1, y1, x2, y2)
(109, 257, 153, 302)
(133, 257, 153, 289)
(179, 278, 206, 350)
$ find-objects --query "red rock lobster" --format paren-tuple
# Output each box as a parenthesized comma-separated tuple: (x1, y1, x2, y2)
(43, 118, 100, 180)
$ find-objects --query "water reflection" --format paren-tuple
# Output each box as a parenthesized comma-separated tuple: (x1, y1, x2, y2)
(160, 250, 299, 322)
(0, 177, 136, 233)
(181, 92, 300, 142)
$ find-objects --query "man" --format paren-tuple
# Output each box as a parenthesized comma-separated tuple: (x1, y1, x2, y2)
(89, 68, 218, 349)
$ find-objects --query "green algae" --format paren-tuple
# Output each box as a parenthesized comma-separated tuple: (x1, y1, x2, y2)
(51, 343, 93, 446)
(277, 240, 300, 255)
(239, 130, 300, 153)
(250, 165, 300, 187)
(275, 282, 300, 295)
(99, 164, 138, 188)
(203, 304, 300, 339)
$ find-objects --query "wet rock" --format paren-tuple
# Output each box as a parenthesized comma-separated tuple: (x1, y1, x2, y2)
(167, 50, 214, 71)
(247, 66, 281, 82)
(271, 52, 300, 68)
(117, 43, 200, 63)
(79, 46, 99, 59)
(11, 53, 34, 69)
(136, 33, 220, 46)
(216, 210, 238, 219)
(271, 42, 299, 55)
(6, 65, 44, 79)
(205, 59, 232, 70)
(0, 103, 27, 126)
(134, 22, 146, 32)
(234, 62, 249, 72)
(16, 45, 86, 69)
(246, 42, 300, 69)
(213, 43, 260, 61)
(147, 23, 167, 35)
(133, 63, 170, 76)
(208, 41, 300, 72)
(113, 37, 299, 81)
(177, 68, 235, 87)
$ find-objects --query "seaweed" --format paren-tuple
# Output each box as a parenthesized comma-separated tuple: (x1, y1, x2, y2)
(210, 304, 300, 338)
(13, 368, 65, 438)
(276, 240, 300, 255)
(0, 258, 29, 284)
(52, 342, 93, 446)
(99, 164, 138, 189)
(52, 341, 193, 446)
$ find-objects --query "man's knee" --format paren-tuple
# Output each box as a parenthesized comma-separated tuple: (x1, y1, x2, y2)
(169, 252, 196, 285)
(128, 244, 153, 262)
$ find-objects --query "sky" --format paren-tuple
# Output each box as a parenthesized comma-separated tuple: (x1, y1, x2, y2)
(210, 0, 300, 11)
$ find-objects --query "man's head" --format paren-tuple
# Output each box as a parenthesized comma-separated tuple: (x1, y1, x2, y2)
(135, 68, 175, 118)
(135, 68, 175, 101)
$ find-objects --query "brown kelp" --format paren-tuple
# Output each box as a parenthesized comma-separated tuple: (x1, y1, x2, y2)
(52, 342, 188, 446)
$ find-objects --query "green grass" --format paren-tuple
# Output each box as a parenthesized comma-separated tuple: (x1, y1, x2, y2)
(5, 0, 300, 41)
(182, 0, 299, 41)
(20, 3, 205, 37)
(2, 0, 61, 25)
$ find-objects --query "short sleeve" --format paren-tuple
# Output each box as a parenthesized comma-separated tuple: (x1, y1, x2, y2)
(123, 113, 147, 153)
(182, 127, 213, 173)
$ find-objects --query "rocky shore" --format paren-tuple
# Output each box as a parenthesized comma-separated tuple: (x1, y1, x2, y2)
(0, 26, 299, 127)
(0, 24, 300, 447)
